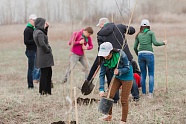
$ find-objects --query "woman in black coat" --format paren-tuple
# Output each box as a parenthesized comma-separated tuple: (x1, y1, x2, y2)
(33, 18, 54, 95)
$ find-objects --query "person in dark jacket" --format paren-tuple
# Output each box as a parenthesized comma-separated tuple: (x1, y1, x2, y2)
(131, 59, 141, 88)
(33, 18, 54, 95)
(130, 59, 141, 101)
(24, 14, 40, 89)
(85, 18, 135, 102)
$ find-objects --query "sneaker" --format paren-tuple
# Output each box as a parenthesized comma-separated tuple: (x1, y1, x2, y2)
(99, 115, 112, 121)
(33, 80, 39, 83)
(28, 85, 34, 89)
(119, 121, 126, 124)
(28, 86, 34, 89)
(141, 94, 146, 97)
(133, 98, 139, 102)
(147, 93, 153, 98)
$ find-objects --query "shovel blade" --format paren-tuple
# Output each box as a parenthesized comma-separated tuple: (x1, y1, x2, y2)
(81, 79, 95, 95)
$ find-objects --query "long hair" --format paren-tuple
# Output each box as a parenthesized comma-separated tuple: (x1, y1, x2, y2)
(135, 26, 150, 39)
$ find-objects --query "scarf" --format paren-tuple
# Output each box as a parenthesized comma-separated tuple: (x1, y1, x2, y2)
(82, 34, 88, 42)
(104, 52, 120, 69)
(27, 23, 35, 30)
(143, 28, 150, 33)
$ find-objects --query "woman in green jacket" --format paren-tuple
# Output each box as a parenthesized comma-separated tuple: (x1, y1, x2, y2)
(134, 19, 167, 98)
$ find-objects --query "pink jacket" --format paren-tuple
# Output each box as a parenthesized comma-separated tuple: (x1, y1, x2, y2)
(68, 29, 93, 56)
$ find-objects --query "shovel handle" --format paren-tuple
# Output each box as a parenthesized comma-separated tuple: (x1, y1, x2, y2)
(92, 65, 100, 79)
(107, 75, 116, 99)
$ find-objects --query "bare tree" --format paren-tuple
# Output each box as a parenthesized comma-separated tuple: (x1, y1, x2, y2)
(24, 0, 28, 23)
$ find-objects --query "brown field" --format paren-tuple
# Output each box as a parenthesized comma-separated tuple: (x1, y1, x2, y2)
(0, 22, 186, 124)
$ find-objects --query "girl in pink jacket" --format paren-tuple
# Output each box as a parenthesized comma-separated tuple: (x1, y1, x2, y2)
(62, 27, 94, 83)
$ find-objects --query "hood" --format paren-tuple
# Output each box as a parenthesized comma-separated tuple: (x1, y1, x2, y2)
(34, 18, 46, 31)
(97, 23, 115, 36)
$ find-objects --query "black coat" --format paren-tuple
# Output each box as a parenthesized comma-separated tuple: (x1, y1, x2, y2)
(97, 23, 135, 61)
(131, 59, 141, 76)
(24, 26, 37, 51)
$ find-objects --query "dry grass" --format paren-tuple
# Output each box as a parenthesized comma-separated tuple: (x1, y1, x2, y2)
(0, 22, 186, 124)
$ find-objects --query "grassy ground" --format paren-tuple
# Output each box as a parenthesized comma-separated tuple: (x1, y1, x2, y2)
(0, 22, 185, 124)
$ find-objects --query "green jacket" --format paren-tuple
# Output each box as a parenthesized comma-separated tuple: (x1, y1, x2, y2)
(134, 30, 165, 55)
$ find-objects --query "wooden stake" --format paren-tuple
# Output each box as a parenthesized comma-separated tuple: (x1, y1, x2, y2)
(82, 65, 100, 122)
(73, 87, 79, 124)
(68, 56, 74, 124)
(111, 13, 114, 23)
(82, 46, 89, 69)
(164, 27, 168, 93)
(107, 0, 139, 99)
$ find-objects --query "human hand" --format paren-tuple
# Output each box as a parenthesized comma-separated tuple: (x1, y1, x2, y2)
(163, 40, 167, 45)
(80, 39, 84, 44)
(114, 69, 119, 75)
(46, 22, 49, 27)
(82, 45, 87, 50)
(99, 91, 105, 97)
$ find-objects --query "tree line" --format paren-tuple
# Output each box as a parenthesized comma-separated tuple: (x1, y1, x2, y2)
(0, 0, 185, 25)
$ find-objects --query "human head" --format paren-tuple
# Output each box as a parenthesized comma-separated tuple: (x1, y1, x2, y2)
(141, 19, 150, 26)
(83, 27, 93, 37)
(98, 42, 113, 59)
(34, 18, 46, 30)
(139, 19, 150, 33)
(28, 14, 37, 26)
(96, 18, 110, 28)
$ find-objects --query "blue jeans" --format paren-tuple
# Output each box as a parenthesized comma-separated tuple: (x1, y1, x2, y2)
(33, 59, 40, 80)
(138, 52, 154, 94)
(25, 50, 40, 88)
(99, 63, 119, 103)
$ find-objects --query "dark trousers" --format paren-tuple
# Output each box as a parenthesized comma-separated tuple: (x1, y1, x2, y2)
(131, 79, 140, 100)
(40, 67, 52, 94)
(87, 56, 119, 102)
(25, 50, 36, 88)
(87, 56, 99, 81)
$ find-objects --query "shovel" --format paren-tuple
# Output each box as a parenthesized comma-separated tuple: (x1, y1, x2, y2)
(81, 65, 100, 95)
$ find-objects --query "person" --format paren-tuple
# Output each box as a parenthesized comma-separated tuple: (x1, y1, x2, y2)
(62, 27, 94, 83)
(130, 59, 141, 101)
(24, 14, 40, 89)
(99, 60, 140, 102)
(33, 18, 54, 95)
(98, 42, 133, 124)
(134, 19, 167, 98)
(131, 59, 141, 88)
(86, 17, 135, 102)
